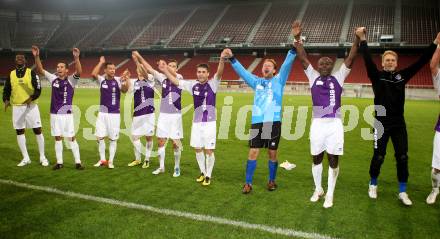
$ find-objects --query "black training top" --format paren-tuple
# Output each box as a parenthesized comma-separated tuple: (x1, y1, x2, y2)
(359, 40, 436, 126)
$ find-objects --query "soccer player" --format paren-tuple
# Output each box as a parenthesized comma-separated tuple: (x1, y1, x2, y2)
(32, 46, 84, 170)
(293, 22, 359, 208)
(3, 52, 49, 167)
(224, 30, 296, 194)
(358, 28, 440, 206)
(126, 54, 155, 170)
(132, 51, 184, 177)
(158, 50, 225, 186)
(427, 41, 440, 204)
(91, 56, 129, 169)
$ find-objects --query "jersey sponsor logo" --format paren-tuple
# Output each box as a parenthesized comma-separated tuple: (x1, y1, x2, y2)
(256, 84, 264, 90)
(316, 80, 324, 86)
(194, 91, 200, 95)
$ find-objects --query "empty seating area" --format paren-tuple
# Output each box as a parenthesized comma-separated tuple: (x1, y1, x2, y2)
(79, 14, 127, 49)
(204, 3, 265, 45)
(107, 11, 158, 48)
(11, 21, 59, 48)
(301, 0, 347, 44)
(131, 9, 192, 48)
(347, 2, 394, 43)
(401, 0, 440, 45)
(252, 2, 301, 46)
(46, 20, 99, 49)
(168, 5, 224, 48)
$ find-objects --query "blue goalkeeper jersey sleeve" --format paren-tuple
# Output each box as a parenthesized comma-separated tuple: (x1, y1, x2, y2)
(230, 49, 296, 124)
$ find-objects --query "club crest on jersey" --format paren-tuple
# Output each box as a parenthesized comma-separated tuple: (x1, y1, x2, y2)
(316, 80, 324, 86)
(329, 82, 334, 89)
(395, 74, 402, 80)
(256, 84, 264, 90)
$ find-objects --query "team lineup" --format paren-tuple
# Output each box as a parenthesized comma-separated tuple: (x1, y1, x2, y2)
(4, 21, 440, 208)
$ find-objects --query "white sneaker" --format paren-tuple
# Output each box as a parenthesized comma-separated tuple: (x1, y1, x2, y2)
(17, 159, 31, 167)
(40, 158, 49, 167)
(152, 168, 164, 175)
(426, 189, 439, 204)
(398, 192, 413, 206)
(173, 167, 180, 177)
(368, 185, 378, 199)
(323, 194, 333, 208)
(310, 188, 325, 202)
(94, 160, 107, 167)
(108, 163, 114, 169)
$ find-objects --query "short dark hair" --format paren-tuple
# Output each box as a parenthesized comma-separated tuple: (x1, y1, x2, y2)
(58, 62, 69, 68)
(15, 52, 26, 58)
(196, 63, 210, 72)
(104, 62, 115, 68)
(168, 59, 178, 68)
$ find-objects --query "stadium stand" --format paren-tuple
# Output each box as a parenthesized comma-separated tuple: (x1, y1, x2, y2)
(168, 5, 225, 48)
(131, 8, 193, 48)
(300, 0, 347, 44)
(401, 0, 440, 45)
(251, 2, 301, 46)
(346, 1, 394, 43)
(204, 3, 266, 45)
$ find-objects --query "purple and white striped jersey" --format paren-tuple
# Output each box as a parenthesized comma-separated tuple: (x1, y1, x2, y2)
(152, 70, 183, 114)
(433, 70, 440, 132)
(305, 64, 351, 118)
(130, 74, 155, 117)
(179, 74, 220, 123)
(44, 70, 78, 114)
(97, 75, 121, 114)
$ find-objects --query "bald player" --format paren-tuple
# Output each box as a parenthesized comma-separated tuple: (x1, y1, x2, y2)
(293, 21, 359, 208)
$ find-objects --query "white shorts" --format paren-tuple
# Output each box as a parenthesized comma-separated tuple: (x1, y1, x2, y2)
(190, 121, 216, 149)
(156, 113, 183, 139)
(132, 113, 155, 137)
(432, 132, 440, 170)
(12, 104, 42, 129)
(95, 112, 120, 140)
(51, 114, 75, 137)
(310, 118, 344, 156)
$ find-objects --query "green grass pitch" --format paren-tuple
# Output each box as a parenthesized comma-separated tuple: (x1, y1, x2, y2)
(0, 87, 439, 239)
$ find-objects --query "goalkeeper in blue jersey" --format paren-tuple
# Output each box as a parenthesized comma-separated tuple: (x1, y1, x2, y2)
(224, 31, 296, 194)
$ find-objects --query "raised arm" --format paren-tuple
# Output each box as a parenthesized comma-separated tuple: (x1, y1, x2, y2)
(132, 51, 156, 75)
(132, 52, 149, 79)
(158, 60, 180, 86)
(357, 27, 380, 81)
(431, 44, 440, 78)
(344, 31, 360, 68)
(91, 56, 105, 81)
(401, 32, 439, 83)
(72, 48, 82, 76)
(216, 49, 226, 79)
(225, 48, 258, 89)
(292, 20, 310, 70)
(120, 69, 130, 93)
(32, 45, 44, 76)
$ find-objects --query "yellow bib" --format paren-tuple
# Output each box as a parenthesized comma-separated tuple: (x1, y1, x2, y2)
(10, 68, 38, 105)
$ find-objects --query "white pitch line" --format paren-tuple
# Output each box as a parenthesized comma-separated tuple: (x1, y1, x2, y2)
(0, 179, 337, 239)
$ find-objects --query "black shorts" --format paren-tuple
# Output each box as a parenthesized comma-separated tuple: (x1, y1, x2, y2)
(249, 122, 281, 150)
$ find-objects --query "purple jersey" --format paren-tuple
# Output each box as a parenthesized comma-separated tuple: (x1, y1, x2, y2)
(180, 75, 220, 123)
(131, 77, 155, 117)
(44, 71, 78, 114)
(98, 75, 121, 114)
(153, 71, 183, 114)
(305, 64, 350, 118)
(433, 71, 440, 132)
